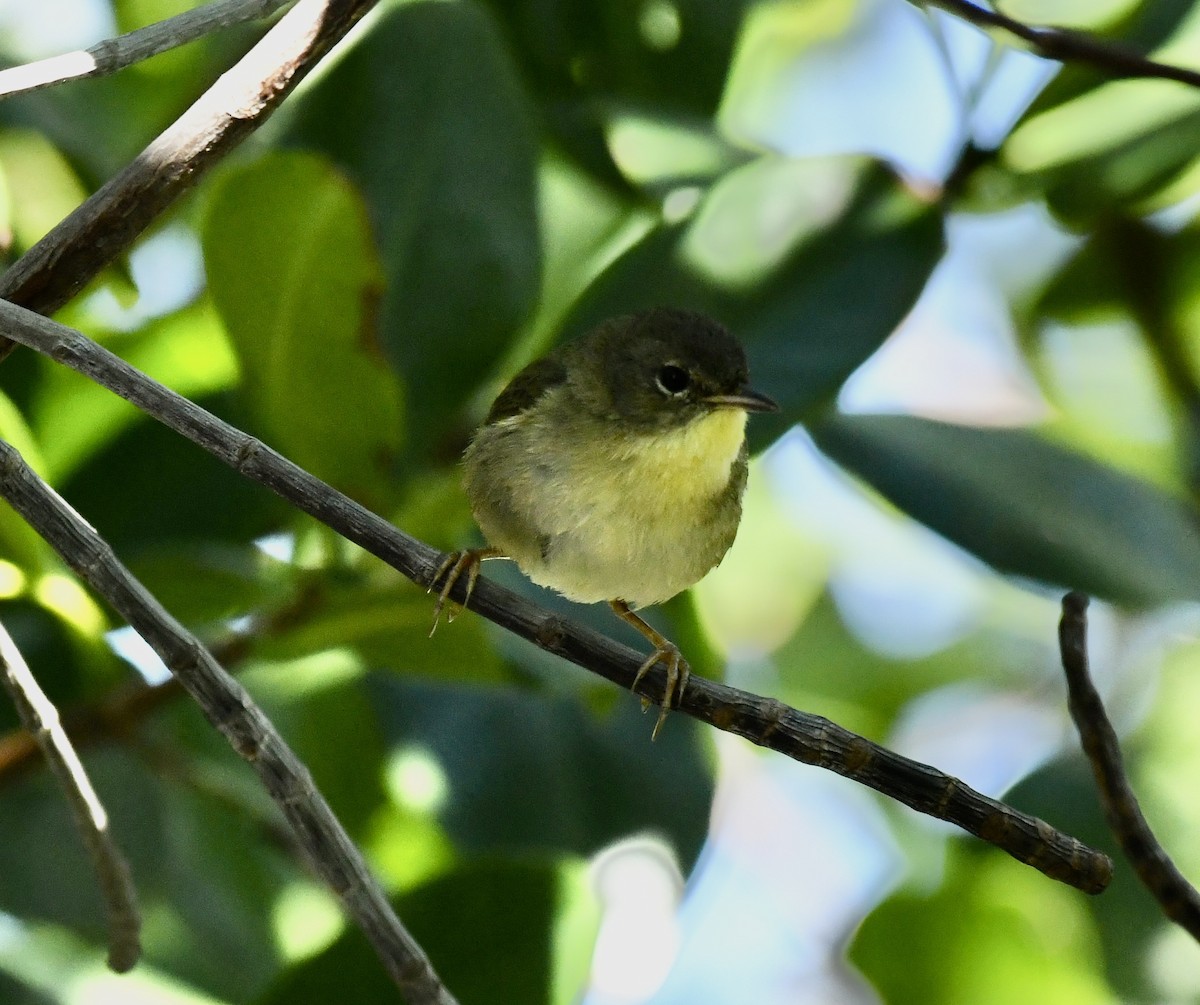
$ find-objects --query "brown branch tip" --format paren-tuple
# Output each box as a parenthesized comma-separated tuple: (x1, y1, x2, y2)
(1059, 592, 1200, 941)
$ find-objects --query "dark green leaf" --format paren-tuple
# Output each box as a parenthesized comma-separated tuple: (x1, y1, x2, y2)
(129, 543, 292, 626)
(241, 656, 390, 837)
(0, 749, 164, 935)
(256, 582, 508, 686)
(260, 859, 565, 1005)
(283, 1, 541, 458)
(484, 0, 752, 189)
(0, 973, 54, 1005)
(367, 674, 713, 864)
(203, 151, 403, 504)
(559, 161, 944, 444)
(60, 393, 290, 558)
(146, 783, 289, 1001)
(0, 598, 121, 729)
(811, 413, 1200, 606)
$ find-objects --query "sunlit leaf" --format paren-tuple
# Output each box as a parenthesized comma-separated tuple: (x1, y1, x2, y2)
(851, 846, 1113, 1004)
(283, 0, 540, 458)
(203, 151, 403, 505)
(0, 389, 52, 573)
(0, 129, 88, 252)
(997, 0, 1140, 30)
(34, 300, 236, 481)
(1006, 79, 1200, 220)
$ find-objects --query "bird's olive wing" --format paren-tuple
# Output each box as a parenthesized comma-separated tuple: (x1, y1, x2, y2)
(484, 355, 569, 424)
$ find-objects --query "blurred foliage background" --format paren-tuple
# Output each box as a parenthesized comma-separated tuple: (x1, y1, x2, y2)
(1, 0, 1200, 1002)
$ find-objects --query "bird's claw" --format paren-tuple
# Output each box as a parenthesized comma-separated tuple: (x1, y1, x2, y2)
(428, 550, 483, 636)
(631, 642, 691, 741)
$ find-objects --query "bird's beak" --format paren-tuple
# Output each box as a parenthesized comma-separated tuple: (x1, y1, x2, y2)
(704, 387, 779, 413)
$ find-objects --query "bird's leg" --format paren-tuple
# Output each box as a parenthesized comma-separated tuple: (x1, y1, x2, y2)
(609, 600, 691, 740)
(428, 547, 505, 635)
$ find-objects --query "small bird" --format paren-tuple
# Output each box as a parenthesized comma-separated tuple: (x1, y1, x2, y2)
(431, 307, 778, 736)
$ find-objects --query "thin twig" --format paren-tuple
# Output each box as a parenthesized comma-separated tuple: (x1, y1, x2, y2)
(1059, 593, 1200, 936)
(0, 0, 294, 100)
(0, 0, 379, 343)
(0, 298, 1113, 894)
(0, 443, 457, 1004)
(0, 621, 141, 972)
(925, 0, 1200, 89)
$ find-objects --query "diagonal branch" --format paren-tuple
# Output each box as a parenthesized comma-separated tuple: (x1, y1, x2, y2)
(0, 0, 379, 339)
(0, 621, 141, 972)
(0, 0, 294, 101)
(1058, 592, 1200, 938)
(0, 297, 1113, 894)
(924, 0, 1200, 90)
(0, 437, 458, 1005)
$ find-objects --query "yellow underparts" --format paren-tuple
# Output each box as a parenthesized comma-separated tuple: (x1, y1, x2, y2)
(523, 407, 749, 607)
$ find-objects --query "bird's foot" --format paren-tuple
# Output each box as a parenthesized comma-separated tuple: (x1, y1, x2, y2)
(428, 548, 495, 635)
(610, 600, 691, 739)
(630, 641, 691, 740)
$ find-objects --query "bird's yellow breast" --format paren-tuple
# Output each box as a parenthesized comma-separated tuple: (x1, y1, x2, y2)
(602, 407, 748, 516)
(465, 397, 752, 607)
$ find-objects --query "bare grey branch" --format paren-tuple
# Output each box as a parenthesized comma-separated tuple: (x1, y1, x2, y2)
(0, 0, 294, 100)
(0, 0, 379, 338)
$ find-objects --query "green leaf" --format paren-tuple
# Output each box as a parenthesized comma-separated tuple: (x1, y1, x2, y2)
(484, 0, 752, 189)
(259, 859, 573, 1005)
(35, 300, 237, 482)
(559, 159, 944, 444)
(1007, 754, 1160, 1001)
(128, 542, 292, 626)
(0, 130, 88, 253)
(60, 391, 290, 558)
(811, 413, 1200, 606)
(203, 151, 403, 504)
(0, 749, 165, 936)
(0, 596, 119, 732)
(1006, 79, 1200, 221)
(0, 973, 53, 1005)
(367, 675, 713, 864)
(850, 845, 1113, 1005)
(0, 389, 52, 573)
(490, 0, 749, 118)
(996, 0, 1140, 29)
(256, 582, 508, 686)
(146, 784, 288, 1001)
(283, 0, 541, 458)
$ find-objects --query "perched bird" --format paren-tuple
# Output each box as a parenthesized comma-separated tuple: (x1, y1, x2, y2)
(431, 307, 778, 736)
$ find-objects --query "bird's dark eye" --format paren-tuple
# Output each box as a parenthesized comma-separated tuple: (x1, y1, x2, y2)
(655, 364, 691, 396)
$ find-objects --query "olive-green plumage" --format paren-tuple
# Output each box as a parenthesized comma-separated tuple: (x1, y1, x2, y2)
(462, 307, 775, 609)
